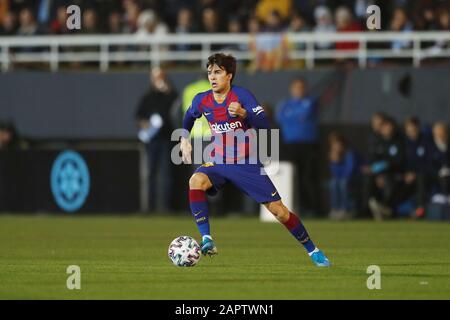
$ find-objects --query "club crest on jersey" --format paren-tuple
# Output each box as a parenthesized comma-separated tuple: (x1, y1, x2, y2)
(210, 121, 243, 133)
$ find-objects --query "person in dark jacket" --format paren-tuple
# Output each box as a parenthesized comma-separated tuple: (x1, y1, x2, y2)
(429, 122, 450, 196)
(403, 117, 433, 217)
(135, 67, 178, 212)
(367, 112, 387, 164)
(361, 112, 387, 217)
(368, 117, 407, 220)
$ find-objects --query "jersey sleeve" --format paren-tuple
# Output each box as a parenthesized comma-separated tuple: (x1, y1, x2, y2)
(238, 88, 270, 130)
(182, 94, 203, 136)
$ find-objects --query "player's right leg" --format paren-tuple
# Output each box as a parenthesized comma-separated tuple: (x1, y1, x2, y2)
(188, 172, 218, 256)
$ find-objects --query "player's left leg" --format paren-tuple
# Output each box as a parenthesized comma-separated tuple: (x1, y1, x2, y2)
(225, 163, 330, 267)
(264, 200, 330, 267)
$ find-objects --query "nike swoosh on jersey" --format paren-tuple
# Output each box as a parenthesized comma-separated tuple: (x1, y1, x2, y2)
(271, 191, 278, 197)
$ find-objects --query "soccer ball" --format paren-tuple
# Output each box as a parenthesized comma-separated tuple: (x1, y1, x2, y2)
(168, 236, 201, 267)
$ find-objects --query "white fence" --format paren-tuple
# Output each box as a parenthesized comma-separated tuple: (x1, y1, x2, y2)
(0, 32, 449, 72)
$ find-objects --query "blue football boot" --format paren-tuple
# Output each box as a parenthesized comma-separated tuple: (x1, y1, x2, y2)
(310, 249, 330, 267)
(201, 237, 218, 256)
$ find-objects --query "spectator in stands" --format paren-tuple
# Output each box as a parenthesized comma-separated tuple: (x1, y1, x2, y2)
(415, 5, 438, 31)
(0, 11, 17, 35)
(255, 0, 292, 24)
(107, 11, 123, 34)
(50, 6, 69, 34)
(81, 8, 100, 34)
(276, 77, 322, 216)
(228, 15, 243, 34)
(123, 0, 140, 33)
(174, 8, 196, 52)
(249, 10, 289, 71)
(200, 7, 221, 33)
(334, 6, 362, 51)
(17, 7, 41, 36)
(175, 7, 195, 35)
(429, 122, 450, 196)
(288, 12, 310, 35)
(247, 14, 262, 34)
(368, 117, 406, 220)
(328, 132, 360, 220)
(437, 6, 450, 31)
(389, 7, 413, 53)
(313, 6, 336, 50)
(428, 6, 450, 53)
(136, 9, 169, 36)
(224, 16, 248, 51)
(135, 67, 178, 212)
(403, 116, 433, 218)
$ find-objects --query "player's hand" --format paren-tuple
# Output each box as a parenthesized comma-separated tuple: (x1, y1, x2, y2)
(228, 102, 247, 118)
(180, 137, 192, 164)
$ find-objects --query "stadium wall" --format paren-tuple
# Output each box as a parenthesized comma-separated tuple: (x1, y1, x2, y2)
(1, 67, 449, 214)
(1, 66, 449, 140)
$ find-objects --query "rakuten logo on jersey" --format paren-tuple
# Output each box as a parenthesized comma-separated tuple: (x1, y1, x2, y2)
(210, 121, 243, 133)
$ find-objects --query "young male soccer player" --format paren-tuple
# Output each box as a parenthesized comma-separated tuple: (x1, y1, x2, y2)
(180, 53, 330, 267)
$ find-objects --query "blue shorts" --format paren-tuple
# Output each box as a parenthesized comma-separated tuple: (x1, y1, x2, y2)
(195, 163, 282, 204)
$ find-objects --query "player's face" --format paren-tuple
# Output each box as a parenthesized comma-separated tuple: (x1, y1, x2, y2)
(207, 64, 232, 93)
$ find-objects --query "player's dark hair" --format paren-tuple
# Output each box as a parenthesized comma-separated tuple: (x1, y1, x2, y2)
(206, 53, 237, 83)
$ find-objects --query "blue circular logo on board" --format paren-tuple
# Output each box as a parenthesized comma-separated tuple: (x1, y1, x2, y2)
(51, 151, 90, 212)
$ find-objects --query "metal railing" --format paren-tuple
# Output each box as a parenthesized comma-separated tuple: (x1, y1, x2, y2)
(0, 32, 449, 72)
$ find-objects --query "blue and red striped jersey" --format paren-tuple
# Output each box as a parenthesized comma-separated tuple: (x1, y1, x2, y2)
(184, 85, 270, 163)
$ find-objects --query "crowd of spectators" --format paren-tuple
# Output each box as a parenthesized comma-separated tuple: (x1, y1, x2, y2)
(1, 0, 448, 37)
(326, 113, 450, 221)
(1, 1, 449, 71)
(274, 77, 449, 221)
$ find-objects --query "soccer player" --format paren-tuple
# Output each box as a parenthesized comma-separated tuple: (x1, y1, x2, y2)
(180, 53, 330, 267)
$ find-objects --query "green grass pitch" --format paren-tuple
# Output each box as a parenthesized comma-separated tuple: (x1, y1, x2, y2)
(0, 215, 449, 300)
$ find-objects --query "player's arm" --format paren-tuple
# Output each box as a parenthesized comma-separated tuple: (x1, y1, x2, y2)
(228, 89, 270, 129)
(180, 95, 202, 164)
